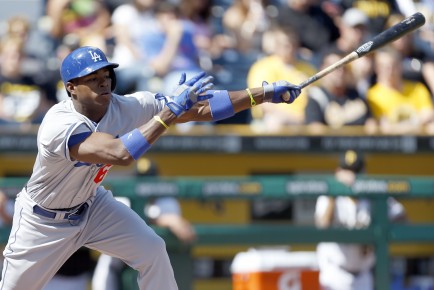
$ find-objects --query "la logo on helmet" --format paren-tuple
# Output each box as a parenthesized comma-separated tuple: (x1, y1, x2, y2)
(88, 50, 102, 62)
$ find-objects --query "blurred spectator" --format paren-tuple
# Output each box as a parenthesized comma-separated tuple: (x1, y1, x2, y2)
(221, 0, 271, 54)
(367, 47, 434, 134)
(45, 0, 111, 48)
(325, 7, 375, 95)
(415, 1, 434, 60)
(210, 1, 280, 124)
(103, 0, 132, 14)
(48, 34, 81, 102)
(315, 149, 406, 290)
(2, 15, 30, 42)
(0, 36, 56, 125)
(247, 25, 316, 131)
(0, 15, 53, 75)
(0, 13, 57, 73)
(179, 0, 215, 68)
(210, 1, 277, 125)
(304, 48, 377, 133)
(386, 13, 434, 96)
(336, 0, 418, 35)
(92, 158, 196, 290)
(275, 0, 340, 59)
(151, 2, 203, 95)
(333, 8, 369, 54)
(109, 0, 157, 94)
(111, 0, 202, 95)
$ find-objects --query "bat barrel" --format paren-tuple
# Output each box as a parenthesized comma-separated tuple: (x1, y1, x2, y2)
(356, 12, 426, 57)
(296, 12, 426, 92)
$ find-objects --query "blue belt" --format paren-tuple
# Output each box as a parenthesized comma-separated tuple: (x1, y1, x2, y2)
(33, 203, 89, 221)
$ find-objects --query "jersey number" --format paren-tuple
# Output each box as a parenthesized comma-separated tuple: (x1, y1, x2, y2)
(94, 164, 112, 183)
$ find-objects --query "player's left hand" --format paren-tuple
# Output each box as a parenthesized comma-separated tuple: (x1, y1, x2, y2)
(158, 71, 214, 116)
(262, 80, 301, 104)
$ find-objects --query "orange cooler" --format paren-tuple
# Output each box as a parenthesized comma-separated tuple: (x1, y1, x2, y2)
(231, 249, 320, 290)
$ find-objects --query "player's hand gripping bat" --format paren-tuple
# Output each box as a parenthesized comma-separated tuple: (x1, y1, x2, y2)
(283, 12, 426, 101)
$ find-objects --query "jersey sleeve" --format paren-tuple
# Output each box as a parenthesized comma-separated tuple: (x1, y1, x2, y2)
(114, 92, 165, 130)
(37, 107, 92, 162)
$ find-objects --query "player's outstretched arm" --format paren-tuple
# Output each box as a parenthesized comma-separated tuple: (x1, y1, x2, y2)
(70, 76, 301, 165)
(176, 80, 302, 123)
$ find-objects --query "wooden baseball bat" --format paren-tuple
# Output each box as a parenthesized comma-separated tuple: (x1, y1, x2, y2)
(297, 12, 426, 90)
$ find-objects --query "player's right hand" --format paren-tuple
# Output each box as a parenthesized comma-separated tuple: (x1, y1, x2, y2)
(162, 71, 214, 116)
(262, 80, 301, 104)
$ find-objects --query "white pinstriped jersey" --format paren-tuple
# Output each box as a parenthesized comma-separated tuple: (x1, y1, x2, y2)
(25, 92, 165, 209)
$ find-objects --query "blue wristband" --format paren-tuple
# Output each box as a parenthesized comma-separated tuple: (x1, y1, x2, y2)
(120, 129, 151, 160)
(208, 90, 235, 121)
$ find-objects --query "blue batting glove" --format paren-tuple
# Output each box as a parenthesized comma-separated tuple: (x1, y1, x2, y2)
(157, 71, 214, 116)
(262, 81, 301, 104)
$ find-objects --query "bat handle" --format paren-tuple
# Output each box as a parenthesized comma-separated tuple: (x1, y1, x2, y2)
(298, 52, 360, 89)
(299, 77, 318, 89)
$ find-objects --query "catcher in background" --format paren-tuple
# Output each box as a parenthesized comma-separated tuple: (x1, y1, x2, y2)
(315, 150, 406, 290)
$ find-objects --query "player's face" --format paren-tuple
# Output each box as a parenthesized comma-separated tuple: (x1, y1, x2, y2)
(68, 68, 112, 120)
(71, 68, 112, 103)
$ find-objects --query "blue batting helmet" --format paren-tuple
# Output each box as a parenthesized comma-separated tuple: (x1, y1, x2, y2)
(60, 46, 119, 92)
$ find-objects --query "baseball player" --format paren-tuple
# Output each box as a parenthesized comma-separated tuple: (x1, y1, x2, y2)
(315, 150, 406, 290)
(0, 46, 301, 290)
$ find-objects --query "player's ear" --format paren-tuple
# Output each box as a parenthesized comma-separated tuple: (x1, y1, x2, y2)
(65, 82, 76, 97)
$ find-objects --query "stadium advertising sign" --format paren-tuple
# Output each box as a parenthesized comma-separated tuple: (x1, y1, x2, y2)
(285, 178, 411, 195)
(351, 179, 410, 194)
(135, 182, 179, 196)
(202, 181, 262, 196)
(286, 180, 329, 195)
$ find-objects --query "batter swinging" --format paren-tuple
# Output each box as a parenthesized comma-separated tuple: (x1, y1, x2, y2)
(0, 46, 301, 290)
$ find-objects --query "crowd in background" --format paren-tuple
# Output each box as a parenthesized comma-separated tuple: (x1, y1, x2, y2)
(0, 0, 434, 133)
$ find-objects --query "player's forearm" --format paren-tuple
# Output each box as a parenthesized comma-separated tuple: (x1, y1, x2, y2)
(229, 87, 265, 112)
(176, 87, 265, 123)
(107, 109, 176, 164)
(70, 108, 176, 166)
(167, 74, 301, 123)
(138, 107, 177, 142)
(114, 107, 177, 162)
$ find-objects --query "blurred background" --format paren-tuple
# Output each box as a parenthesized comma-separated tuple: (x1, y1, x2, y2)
(1, 0, 434, 289)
